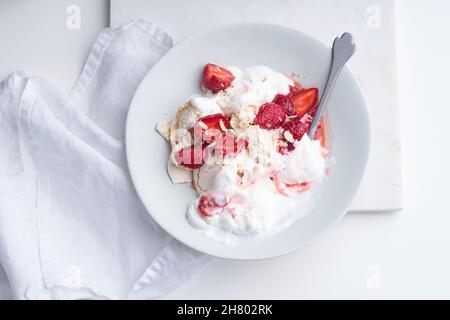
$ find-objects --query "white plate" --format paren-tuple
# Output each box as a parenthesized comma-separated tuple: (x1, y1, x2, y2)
(126, 23, 370, 260)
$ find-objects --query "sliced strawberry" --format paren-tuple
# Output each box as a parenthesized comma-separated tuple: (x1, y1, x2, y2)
(253, 103, 286, 130)
(291, 88, 319, 117)
(273, 94, 296, 116)
(201, 63, 235, 92)
(198, 114, 231, 131)
(174, 144, 207, 169)
(282, 118, 311, 150)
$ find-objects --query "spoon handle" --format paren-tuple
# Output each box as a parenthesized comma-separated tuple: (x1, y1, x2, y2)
(308, 33, 356, 138)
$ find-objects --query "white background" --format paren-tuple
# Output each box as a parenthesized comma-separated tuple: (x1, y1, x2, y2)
(1, 0, 450, 299)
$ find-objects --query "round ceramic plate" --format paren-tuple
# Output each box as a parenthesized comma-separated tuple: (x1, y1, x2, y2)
(126, 23, 370, 260)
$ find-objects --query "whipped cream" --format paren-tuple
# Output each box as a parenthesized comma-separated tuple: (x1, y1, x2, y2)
(187, 135, 327, 243)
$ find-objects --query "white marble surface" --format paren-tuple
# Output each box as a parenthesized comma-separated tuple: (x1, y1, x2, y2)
(0, 0, 109, 92)
(1, 0, 450, 299)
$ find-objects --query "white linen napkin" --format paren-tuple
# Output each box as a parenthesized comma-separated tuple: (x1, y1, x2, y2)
(0, 18, 211, 300)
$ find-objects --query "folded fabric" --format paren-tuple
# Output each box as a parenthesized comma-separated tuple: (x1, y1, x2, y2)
(0, 19, 211, 300)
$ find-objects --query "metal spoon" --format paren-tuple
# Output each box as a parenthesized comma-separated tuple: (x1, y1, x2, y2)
(308, 33, 356, 138)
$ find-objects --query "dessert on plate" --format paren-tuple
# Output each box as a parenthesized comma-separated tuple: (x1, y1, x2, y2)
(157, 63, 332, 244)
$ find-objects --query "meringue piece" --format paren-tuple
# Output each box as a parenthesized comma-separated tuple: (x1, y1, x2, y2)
(190, 96, 222, 116)
(156, 121, 170, 141)
(167, 158, 192, 184)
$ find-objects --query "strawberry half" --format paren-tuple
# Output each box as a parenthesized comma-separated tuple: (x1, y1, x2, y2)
(253, 103, 286, 130)
(174, 144, 207, 169)
(201, 63, 235, 92)
(291, 88, 319, 117)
